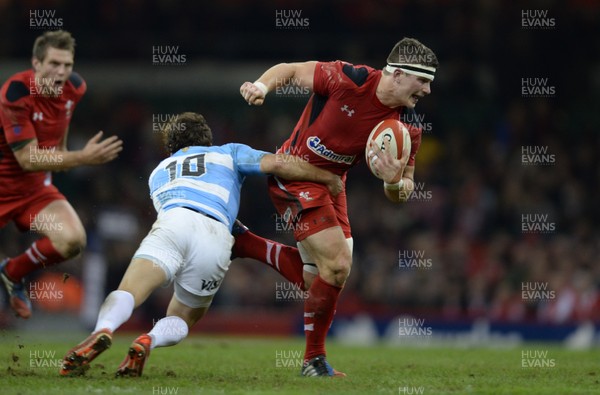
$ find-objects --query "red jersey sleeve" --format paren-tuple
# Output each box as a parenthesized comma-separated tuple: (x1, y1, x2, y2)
(0, 81, 37, 151)
(312, 61, 350, 97)
(68, 72, 87, 103)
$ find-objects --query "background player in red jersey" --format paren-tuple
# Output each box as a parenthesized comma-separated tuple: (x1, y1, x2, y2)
(237, 38, 438, 376)
(0, 30, 123, 319)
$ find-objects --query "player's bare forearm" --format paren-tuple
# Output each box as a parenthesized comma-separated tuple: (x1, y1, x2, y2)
(384, 177, 414, 203)
(13, 132, 123, 172)
(257, 61, 316, 91)
(383, 164, 415, 203)
(13, 141, 84, 171)
(241, 61, 316, 105)
(260, 154, 343, 196)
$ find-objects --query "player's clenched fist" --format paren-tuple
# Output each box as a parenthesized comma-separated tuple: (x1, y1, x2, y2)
(240, 81, 266, 106)
(80, 131, 123, 165)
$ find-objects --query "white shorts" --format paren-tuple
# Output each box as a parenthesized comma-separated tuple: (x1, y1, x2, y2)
(133, 207, 234, 308)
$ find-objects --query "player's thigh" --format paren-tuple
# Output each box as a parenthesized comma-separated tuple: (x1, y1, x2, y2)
(333, 188, 352, 238)
(300, 224, 351, 273)
(117, 257, 168, 307)
(166, 292, 210, 328)
(175, 210, 233, 300)
(33, 199, 86, 243)
(124, 209, 210, 307)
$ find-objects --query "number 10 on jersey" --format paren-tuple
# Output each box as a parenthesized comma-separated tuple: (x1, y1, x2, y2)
(165, 153, 206, 181)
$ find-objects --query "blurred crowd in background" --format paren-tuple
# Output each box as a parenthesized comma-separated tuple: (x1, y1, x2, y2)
(0, 1, 599, 327)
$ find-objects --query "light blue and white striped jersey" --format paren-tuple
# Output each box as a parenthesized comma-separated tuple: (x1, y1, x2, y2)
(148, 143, 269, 231)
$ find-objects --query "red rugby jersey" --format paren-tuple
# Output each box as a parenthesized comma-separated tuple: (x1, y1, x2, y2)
(0, 69, 86, 197)
(278, 61, 422, 176)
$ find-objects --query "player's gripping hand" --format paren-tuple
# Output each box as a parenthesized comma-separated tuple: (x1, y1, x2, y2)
(240, 81, 266, 106)
(327, 174, 344, 197)
(80, 131, 124, 165)
(367, 139, 408, 184)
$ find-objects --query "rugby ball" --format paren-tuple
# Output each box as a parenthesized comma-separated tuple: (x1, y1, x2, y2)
(365, 119, 411, 179)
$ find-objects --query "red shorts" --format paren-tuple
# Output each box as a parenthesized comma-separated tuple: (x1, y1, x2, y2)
(0, 184, 66, 231)
(267, 176, 351, 241)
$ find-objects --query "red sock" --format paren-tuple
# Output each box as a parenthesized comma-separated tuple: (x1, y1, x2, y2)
(5, 238, 66, 282)
(233, 230, 305, 289)
(304, 275, 342, 360)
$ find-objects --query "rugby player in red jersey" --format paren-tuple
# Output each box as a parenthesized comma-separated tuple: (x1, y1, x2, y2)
(237, 38, 438, 376)
(0, 30, 123, 319)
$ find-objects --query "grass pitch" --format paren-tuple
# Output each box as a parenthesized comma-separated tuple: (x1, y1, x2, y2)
(0, 332, 598, 394)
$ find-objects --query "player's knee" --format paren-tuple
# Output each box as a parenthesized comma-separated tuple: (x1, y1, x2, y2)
(63, 236, 86, 258)
(331, 263, 351, 286)
(326, 253, 352, 286)
(54, 230, 87, 258)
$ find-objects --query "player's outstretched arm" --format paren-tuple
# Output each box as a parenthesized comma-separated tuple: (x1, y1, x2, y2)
(12, 131, 123, 172)
(240, 61, 317, 106)
(260, 153, 343, 196)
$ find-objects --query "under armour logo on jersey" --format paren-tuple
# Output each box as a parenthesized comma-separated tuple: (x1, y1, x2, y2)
(33, 112, 43, 121)
(340, 105, 355, 117)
